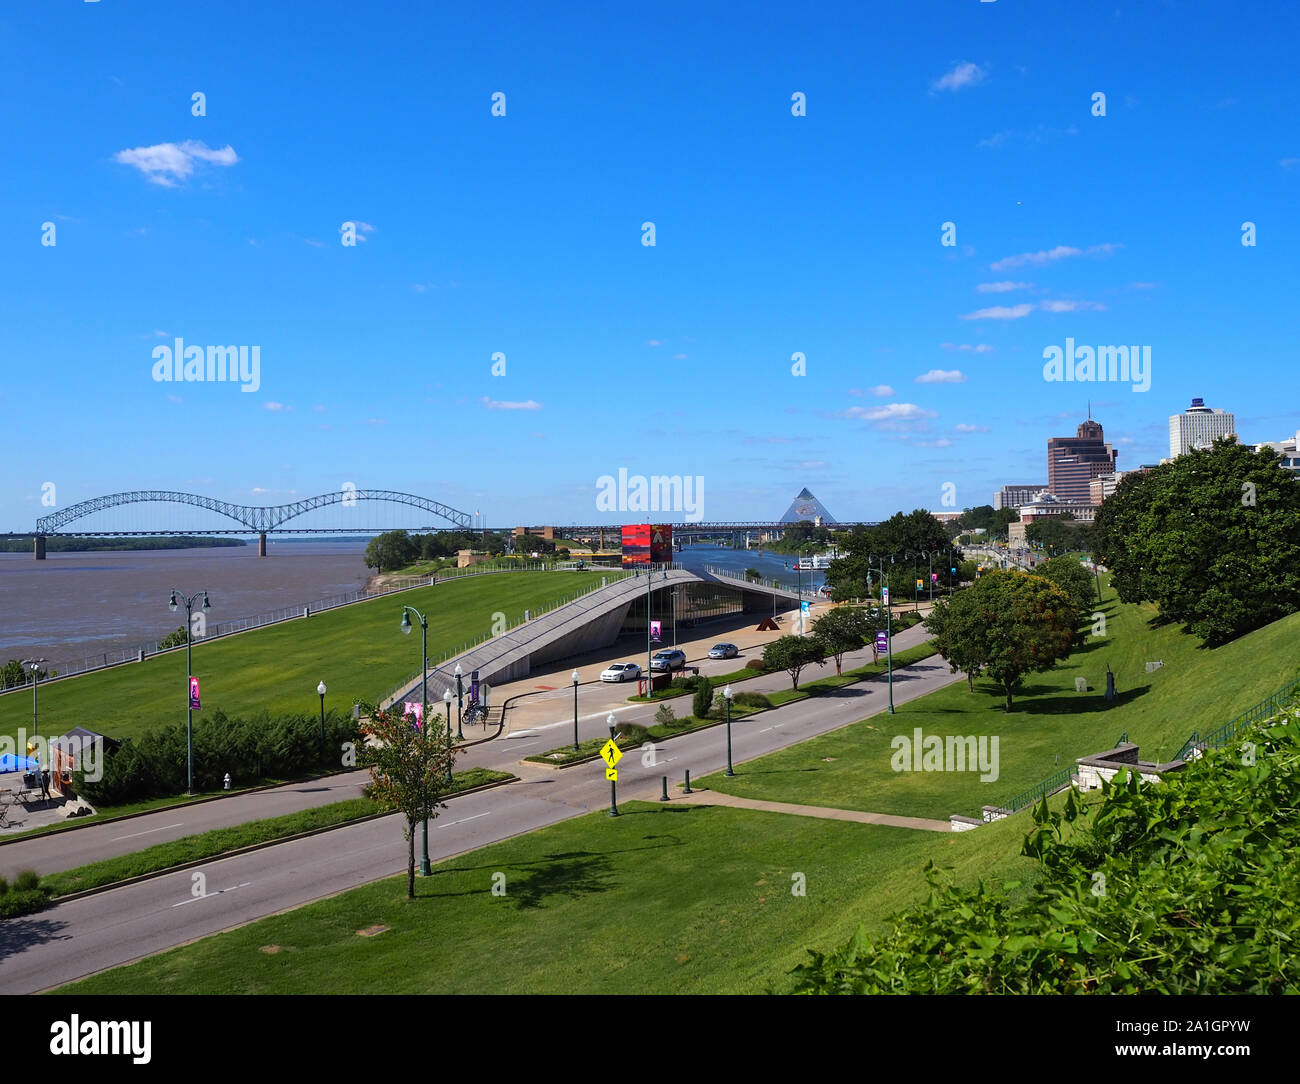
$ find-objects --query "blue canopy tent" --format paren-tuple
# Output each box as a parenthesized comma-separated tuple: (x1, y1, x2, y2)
(0, 753, 39, 774)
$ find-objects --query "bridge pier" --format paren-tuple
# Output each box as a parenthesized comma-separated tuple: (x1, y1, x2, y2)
(34, 534, 46, 560)
(258, 532, 267, 557)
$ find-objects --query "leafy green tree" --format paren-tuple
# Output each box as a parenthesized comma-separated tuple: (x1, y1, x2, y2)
(356, 700, 457, 899)
(1093, 439, 1300, 645)
(931, 571, 1075, 711)
(1037, 555, 1096, 619)
(1025, 518, 1092, 557)
(812, 605, 872, 675)
(922, 596, 983, 692)
(762, 634, 828, 690)
(827, 509, 962, 604)
(364, 530, 418, 575)
(692, 676, 715, 719)
(156, 626, 188, 651)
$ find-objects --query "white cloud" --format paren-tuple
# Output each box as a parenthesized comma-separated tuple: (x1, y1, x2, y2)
(840, 403, 937, 422)
(977, 281, 1030, 293)
(916, 369, 967, 384)
(931, 62, 987, 93)
(166, 394, 183, 404)
(954, 423, 988, 433)
(913, 438, 954, 448)
(1131, 281, 1159, 290)
(264, 401, 286, 411)
(940, 343, 994, 353)
(989, 242, 1120, 272)
(673, 353, 688, 359)
(1281, 157, 1300, 169)
(481, 396, 542, 411)
(849, 385, 896, 398)
(796, 460, 829, 470)
(961, 303, 1034, 320)
(113, 140, 239, 187)
(1039, 299, 1106, 312)
(977, 124, 1077, 150)
(647, 339, 663, 347)
(340, 221, 376, 242)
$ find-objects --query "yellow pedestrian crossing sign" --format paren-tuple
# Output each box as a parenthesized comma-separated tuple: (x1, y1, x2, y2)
(600, 738, 622, 768)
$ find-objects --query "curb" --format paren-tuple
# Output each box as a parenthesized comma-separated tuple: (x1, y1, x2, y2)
(0, 767, 363, 848)
(46, 774, 517, 904)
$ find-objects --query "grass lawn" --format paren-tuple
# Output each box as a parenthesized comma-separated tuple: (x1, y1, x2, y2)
(0, 572, 599, 746)
(699, 579, 1300, 820)
(56, 798, 1045, 995)
(40, 768, 513, 897)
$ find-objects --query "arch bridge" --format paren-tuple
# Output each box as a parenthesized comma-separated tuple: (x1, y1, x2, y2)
(31, 489, 472, 558)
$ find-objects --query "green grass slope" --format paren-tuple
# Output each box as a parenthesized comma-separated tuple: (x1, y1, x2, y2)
(699, 578, 1300, 819)
(57, 799, 1043, 995)
(1, 572, 595, 744)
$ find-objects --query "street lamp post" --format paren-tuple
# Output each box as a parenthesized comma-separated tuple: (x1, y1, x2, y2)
(606, 712, 619, 817)
(443, 689, 454, 784)
(22, 658, 47, 742)
(723, 684, 735, 777)
(400, 605, 433, 875)
(866, 560, 895, 714)
(454, 663, 464, 740)
(317, 680, 327, 766)
(168, 589, 210, 795)
(571, 668, 581, 752)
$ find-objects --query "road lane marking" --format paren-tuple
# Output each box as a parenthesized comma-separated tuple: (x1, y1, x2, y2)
(172, 881, 252, 907)
(439, 811, 492, 829)
(111, 822, 184, 842)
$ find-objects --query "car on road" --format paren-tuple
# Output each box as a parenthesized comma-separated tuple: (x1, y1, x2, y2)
(649, 649, 687, 672)
(707, 642, 738, 659)
(600, 662, 642, 683)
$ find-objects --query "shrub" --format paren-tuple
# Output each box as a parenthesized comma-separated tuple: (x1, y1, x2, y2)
(654, 703, 676, 726)
(744, 657, 767, 671)
(692, 676, 715, 719)
(0, 875, 8, 896)
(616, 722, 649, 744)
(670, 674, 702, 692)
(0, 889, 51, 921)
(14, 869, 40, 892)
(732, 692, 771, 710)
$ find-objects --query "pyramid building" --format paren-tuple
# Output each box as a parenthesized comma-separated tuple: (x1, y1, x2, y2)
(780, 487, 836, 524)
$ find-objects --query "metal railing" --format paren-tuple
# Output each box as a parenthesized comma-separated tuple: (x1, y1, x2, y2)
(983, 764, 1078, 821)
(1174, 676, 1300, 762)
(0, 561, 572, 690)
(702, 564, 807, 596)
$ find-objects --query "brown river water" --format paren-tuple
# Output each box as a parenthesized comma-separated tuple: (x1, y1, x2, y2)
(0, 540, 371, 664)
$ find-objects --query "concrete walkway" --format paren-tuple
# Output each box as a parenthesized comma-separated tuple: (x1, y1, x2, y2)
(671, 787, 952, 832)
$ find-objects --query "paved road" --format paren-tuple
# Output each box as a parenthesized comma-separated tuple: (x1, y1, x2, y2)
(0, 633, 961, 993)
(1, 619, 934, 882)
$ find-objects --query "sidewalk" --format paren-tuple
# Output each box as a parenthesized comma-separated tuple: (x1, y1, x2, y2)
(672, 788, 951, 832)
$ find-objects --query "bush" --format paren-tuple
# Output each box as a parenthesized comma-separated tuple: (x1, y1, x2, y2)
(75, 707, 366, 806)
(615, 722, 649, 744)
(732, 692, 772, 710)
(0, 875, 8, 896)
(14, 869, 39, 892)
(654, 703, 676, 726)
(692, 677, 715, 719)
(670, 674, 703, 692)
(744, 657, 767, 671)
(0, 871, 50, 920)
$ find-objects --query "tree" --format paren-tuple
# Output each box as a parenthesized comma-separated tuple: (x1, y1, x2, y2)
(931, 571, 1076, 711)
(1093, 439, 1300, 645)
(923, 596, 983, 692)
(157, 626, 188, 650)
(826, 509, 963, 603)
(1037, 555, 1096, 620)
(762, 635, 828, 690)
(356, 700, 457, 899)
(364, 530, 418, 575)
(692, 676, 715, 719)
(812, 605, 873, 675)
(1025, 518, 1092, 557)
(743, 568, 763, 583)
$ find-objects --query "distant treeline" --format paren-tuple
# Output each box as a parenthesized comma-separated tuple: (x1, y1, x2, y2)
(0, 536, 247, 553)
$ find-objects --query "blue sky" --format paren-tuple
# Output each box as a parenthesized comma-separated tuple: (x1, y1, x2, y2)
(2, 0, 1297, 531)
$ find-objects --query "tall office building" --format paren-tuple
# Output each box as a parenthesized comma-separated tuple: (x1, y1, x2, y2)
(994, 484, 1048, 511)
(1047, 419, 1118, 503)
(1169, 397, 1235, 458)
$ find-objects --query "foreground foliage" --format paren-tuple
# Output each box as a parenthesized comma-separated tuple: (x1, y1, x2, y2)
(791, 696, 1300, 993)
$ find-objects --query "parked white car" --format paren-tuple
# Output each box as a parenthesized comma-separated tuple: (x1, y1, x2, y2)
(600, 662, 642, 683)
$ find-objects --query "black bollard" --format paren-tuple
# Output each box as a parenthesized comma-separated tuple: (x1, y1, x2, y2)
(684, 768, 693, 794)
(660, 776, 669, 802)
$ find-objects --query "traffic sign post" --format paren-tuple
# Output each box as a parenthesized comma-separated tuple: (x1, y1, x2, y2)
(600, 729, 622, 817)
